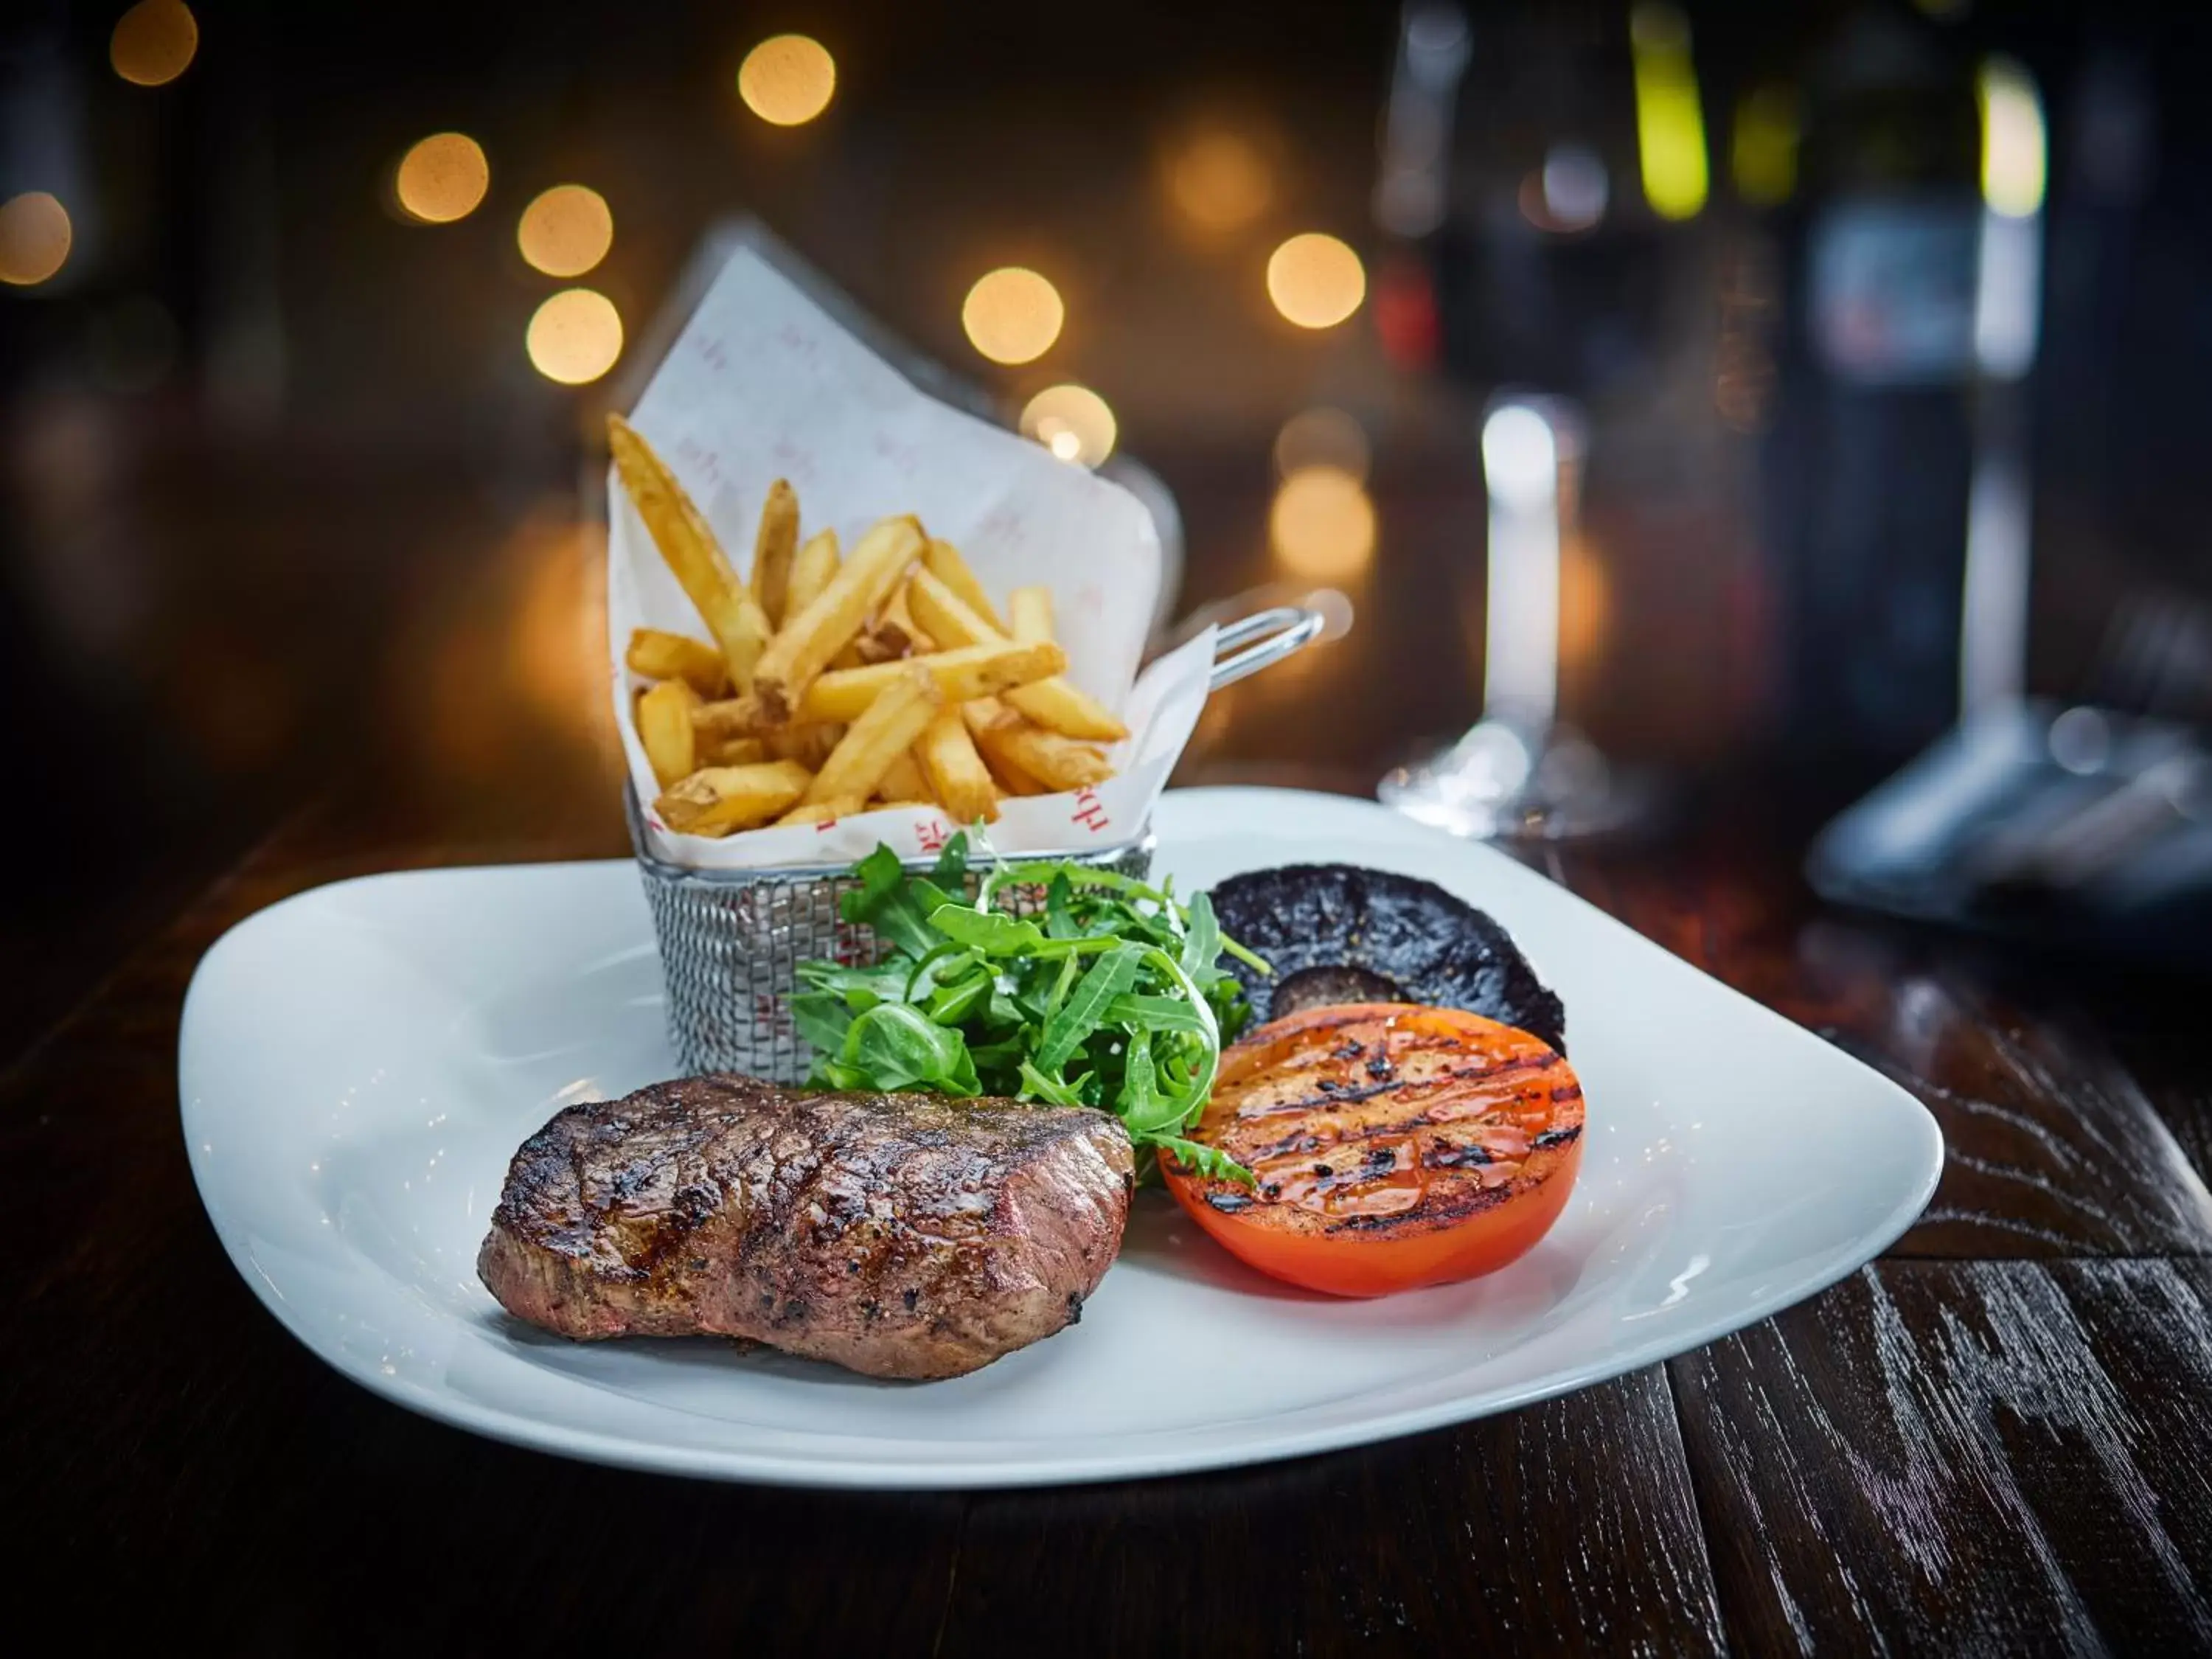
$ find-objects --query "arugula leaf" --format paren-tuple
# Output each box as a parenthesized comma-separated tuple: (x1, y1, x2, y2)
(926, 902, 1047, 956)
(930, 832, 971, 890)
(1036, 942, 1145, 1073)
(1102, 992, 1211, 1035)
(1018, 1058, 1089, 1107)
(1117, 1027, 1192, 1138)
(1155, 1134, 1257, 1186)
(1179, 890, 1222, 985)
(796, 841, 1265, 1180)
(1043, 872, 1080, 940)
(925, 968, 993, 1026)
(790, 990, 857, 1057)
(841, 1002, 979, 1095)
(796, 957, 910, 1008)
(841, 844, 943, 959)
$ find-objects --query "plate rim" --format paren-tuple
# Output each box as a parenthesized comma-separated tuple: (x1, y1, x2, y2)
(179, 785, 1945, 1489)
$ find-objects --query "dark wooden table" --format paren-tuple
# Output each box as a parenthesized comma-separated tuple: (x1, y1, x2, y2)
(9, 491, 2212, 1655)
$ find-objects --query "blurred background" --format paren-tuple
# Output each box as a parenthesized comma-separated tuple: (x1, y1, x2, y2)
(4, 0, 2210, 1051)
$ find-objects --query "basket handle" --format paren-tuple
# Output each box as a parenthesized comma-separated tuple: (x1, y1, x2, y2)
(1208, 605, 1327, 693)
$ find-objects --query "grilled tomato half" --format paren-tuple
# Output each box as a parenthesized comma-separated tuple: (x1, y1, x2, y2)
(1160, 1002, 1584, 1297)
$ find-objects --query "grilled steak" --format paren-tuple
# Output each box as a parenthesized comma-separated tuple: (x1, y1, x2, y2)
(476, 1074, 1134, 1380)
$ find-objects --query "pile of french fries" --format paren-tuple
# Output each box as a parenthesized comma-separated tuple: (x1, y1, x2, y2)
(611, 414, 1128, 837)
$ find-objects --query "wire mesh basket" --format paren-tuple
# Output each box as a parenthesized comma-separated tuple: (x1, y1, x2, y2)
(629, 791, 1155, 1082)
(627, 603, 1324, 1082)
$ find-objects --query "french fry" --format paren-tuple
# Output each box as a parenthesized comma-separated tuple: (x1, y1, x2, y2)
(906, 569, 1129, 742)
(962, 697, 1114, 793)
(776, 793, 867, 827)
(999, 582, 1123, 737)
(884, 581, 933, 653)
(915, 706, 1000, 824)
(903, 566, 997, 650)
(804, 662, 942, 804)
(753, 515, 922, 722)
(787, 529, 840, 617)
(878, 749, 929, 804)
(654, 759, 813, 837)
(698, 733, 768, 766)
(799, 639, 1064, 724)
(750, 479, 799, 627)
(770, 722, 845, 771)
(636, 680, 702, 789)
(690, 602, 887, 743)
(852, 620, 914, 664)
(922, 538, 1006, 633)
(692, 692, 771, 743)
(986, 751, 1048, 796)
(1008, 665, 1126, 742)
(626, 628, 729, 697)
(1007, 585, 1053, 647)
(607, 414, 773, 689)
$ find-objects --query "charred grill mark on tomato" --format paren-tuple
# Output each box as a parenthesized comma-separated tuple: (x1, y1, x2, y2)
(1231, 1050, 1561, 1121)
(1425, 1140, 1493, 1167)
(1161, 1003, 1585, 1295)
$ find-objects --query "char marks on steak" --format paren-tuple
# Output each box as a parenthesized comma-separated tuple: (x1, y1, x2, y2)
(476, 1074, 1135, 1380)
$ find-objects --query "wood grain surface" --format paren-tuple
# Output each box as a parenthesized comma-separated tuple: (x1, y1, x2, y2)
(938, 1369, 1724, 1658)
(1672, 1262, 2212, 1656)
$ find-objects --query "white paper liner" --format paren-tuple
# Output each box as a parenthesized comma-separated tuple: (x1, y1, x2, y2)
(608, 245, 1208, 869)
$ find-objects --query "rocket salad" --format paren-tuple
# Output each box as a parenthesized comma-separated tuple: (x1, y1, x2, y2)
(791, 834, 1268, 1182)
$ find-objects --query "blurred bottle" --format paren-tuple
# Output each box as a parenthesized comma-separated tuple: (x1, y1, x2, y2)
(1756, 3, 1985, 797)
(1394, 4, 1675, 402)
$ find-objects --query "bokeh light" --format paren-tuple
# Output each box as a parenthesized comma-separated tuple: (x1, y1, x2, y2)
(0, 193, 72, 287)
(961, 268, 1064, 366)
(1630, 3, 1709, 221)
(1165, 130, 1273, 233)
(739, 35, 836, 126)
(1482, 403, 1558, 511)
(110, 0, 198, 86)
(1978, 58, 2046, 218)
(1266, 233, 1366, 330)
(526, 288, 623, 384)
(1020, 384, 1117, 467)
(518, 184, 613, 277)
(395, 133, 490, 224)
(1519, 145, 1609, 234)
(1731, 83, 1800, 208)
(1270, 467, 1377, 582)
(1273, 407, 1370, 483)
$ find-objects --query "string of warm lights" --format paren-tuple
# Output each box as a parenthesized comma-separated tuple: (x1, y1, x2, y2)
(0, 193, 72, 288)
(962, 268, 1064, 366)
(110, 0, 198, 88)
(394, 133, 490, 225)
(518, 186, 614, 279)
(386, 133, 625, 382)
(15, 2, 1379, 553)
(0, 1, 204, 291)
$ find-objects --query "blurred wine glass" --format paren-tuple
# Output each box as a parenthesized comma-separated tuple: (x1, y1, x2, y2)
(1374, 1, 1669, 839)
(1380, 393, 1644, 838)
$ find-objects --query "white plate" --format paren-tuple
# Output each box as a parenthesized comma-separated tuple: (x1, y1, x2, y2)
(181, 787, 1941, 1488)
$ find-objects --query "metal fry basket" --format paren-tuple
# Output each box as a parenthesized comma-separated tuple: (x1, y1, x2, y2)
(630, 604, 1325, 1082)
